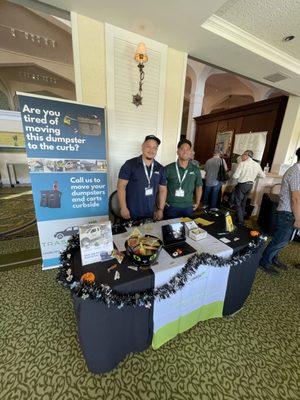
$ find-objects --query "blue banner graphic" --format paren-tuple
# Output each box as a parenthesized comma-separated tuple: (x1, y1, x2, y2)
(18, 93, 108, 269)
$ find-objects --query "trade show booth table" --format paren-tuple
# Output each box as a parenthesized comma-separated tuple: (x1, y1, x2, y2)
(64, 217, 265, 374)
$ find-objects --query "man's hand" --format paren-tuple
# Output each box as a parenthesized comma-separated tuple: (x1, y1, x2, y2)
(294, 219, 300, 229)
(154, 209, 164, 221)
(193, 203, 200, 211)
(120, 207, 131, 220)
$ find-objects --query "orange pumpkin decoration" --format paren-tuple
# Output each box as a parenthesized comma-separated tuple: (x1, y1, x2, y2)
(250, 230, 260, 237)
(80, 272, 96, 284)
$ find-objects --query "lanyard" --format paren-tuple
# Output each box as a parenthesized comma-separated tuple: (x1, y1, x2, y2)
(175, 162, 188, 189)
(143, 160, 154, 188)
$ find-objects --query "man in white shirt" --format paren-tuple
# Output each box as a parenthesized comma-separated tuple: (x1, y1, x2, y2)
(232, 150, 265, 224)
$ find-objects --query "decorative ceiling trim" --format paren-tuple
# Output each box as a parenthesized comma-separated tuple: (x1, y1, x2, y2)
(202, 15, 300, 75)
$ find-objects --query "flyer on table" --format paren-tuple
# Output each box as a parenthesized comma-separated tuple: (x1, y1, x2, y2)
(18, 93, 108, 269)
(79, 222, 114, 266)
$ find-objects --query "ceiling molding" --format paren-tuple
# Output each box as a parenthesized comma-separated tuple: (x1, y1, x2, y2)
(202, 15, 300, 75)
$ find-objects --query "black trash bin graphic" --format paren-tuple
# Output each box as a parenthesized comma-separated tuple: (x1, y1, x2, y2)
(40, 190, 62, 208)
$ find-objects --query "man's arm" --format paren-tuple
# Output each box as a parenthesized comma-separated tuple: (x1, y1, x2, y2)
(193, 186, 202, 210)
(291, 190, 300, 228)
(154, 185, 167, 220)
(257, 165, 266, 179)
(232, 163, 242, 180)
(223, 158, 228, 171)
(117, 178, 131, 219)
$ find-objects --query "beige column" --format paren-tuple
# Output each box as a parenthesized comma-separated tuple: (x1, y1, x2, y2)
(272, 95, 300, 173)
(71, 12, 106, 106)
(186, 90, 204, 145)
(161, 48, 187, 165)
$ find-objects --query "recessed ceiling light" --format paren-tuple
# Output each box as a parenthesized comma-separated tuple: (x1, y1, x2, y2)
(283, 35, 295, 42)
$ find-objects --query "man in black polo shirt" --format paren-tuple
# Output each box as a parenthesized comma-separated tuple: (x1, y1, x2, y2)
(164, 139, 203, 219)
(117, 135, 167, 221)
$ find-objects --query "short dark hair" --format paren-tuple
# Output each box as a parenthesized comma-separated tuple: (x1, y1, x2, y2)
(296, 147, 300, 161)
(177, 138, 192, 149)
(244, 150, 254, 158)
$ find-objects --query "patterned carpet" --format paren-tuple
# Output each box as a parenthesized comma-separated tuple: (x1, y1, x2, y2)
(0, 188, 36, 235)
(0, 187, 39, 269)
(0, 242, 299, 400)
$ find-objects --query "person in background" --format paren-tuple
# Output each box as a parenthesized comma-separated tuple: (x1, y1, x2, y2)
(189, 150, 200, 167)
(164, 139, 203, 219)
(232, 150, 265, 225)
(117, 135, 167, 221)
(260, 147, 300, 275)
(202, 150, 228, 211)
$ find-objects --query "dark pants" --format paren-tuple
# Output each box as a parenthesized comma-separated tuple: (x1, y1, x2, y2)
(260, 211, 295, 267)
(234, 182, 253, 223)
(203, 183, 222, 209)
(164, 205, 193, 219)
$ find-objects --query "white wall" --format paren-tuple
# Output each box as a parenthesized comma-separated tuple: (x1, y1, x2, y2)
(105, 24, 167, 190)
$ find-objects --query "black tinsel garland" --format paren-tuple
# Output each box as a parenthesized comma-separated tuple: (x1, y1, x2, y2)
(57, 234, 266, 309)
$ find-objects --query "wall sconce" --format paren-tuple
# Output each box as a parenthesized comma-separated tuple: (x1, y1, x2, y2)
(132, 42, 148, 107)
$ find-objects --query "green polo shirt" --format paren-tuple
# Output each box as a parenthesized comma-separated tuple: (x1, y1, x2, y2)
(165, 161, 203, 208)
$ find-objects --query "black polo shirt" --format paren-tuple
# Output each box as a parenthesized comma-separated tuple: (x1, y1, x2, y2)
(118, 155, 167, 219)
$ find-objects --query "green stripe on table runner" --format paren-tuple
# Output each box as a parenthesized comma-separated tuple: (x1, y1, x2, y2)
(152, 301, 224, 349)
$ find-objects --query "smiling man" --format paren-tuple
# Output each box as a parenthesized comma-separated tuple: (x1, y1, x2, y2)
(164, 139, 203, 219)
(117, 135, 167, 221)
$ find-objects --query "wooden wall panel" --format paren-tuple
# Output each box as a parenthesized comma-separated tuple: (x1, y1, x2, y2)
(216, 117, 243, 134)
(194, 96, 288, 168)
(194, 121, 218, 164)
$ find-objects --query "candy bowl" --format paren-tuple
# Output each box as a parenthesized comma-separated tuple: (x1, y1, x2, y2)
(125, 234, 163, 268)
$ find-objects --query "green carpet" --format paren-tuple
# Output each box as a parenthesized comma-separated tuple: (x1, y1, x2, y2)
(0, 187, 39, 270)
(0, 189, 37, 235)
(0, 243, 299, 400)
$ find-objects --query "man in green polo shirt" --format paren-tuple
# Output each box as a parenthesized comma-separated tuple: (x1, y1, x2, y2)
(164, 139, 203, 219)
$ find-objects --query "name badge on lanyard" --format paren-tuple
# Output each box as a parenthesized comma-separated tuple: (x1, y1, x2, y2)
(143, 160, 154, 197)
(145, 187, 153, 196)
(175, 162, 188, 197)
(175, 188, 185, 197)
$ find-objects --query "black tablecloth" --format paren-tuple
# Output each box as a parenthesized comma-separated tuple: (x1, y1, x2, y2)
(70, 216, 264, 373)
(196, 211, 266, 315)
(196, 211, 253, 254)
(71, 251, 154, 374)
(223, 243, 265, 316)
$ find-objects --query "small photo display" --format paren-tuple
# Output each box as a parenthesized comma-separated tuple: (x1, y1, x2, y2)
(162, 222, 185, 246)
(79, 222, 114, 266)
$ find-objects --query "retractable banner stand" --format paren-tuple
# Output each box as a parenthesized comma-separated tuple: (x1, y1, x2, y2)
(18, 93, 108, 269)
